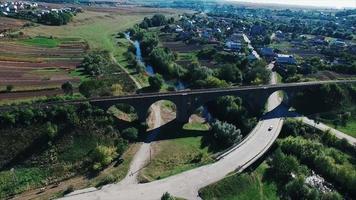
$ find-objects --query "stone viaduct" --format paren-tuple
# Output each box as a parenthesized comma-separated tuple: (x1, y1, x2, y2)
(89, 80, 356, 123)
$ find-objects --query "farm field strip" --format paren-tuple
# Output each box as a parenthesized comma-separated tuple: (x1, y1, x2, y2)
(0, 37, 86, 95)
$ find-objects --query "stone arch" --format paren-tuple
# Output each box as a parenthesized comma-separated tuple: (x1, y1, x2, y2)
(146, 100, 177, 129)
(265, 89, 288, 113)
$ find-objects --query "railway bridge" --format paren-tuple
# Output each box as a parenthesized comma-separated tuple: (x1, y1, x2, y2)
(89, 80, 356, 122)
(1, 80, 354, 123)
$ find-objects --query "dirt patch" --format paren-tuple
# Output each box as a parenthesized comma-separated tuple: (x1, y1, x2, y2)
(162, 41, 202, 53)
(306, 70, 354, 80)
(0, 17, 27, 33)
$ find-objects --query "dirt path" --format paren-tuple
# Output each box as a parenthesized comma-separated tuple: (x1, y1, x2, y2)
(110, 53, 142, 89)
(121, 103, 162, 184)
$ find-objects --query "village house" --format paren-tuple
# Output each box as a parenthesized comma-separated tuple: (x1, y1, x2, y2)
(225, 41, 242, 51)
(276, 54, 297, 65)
(330, 39, 348, 49)
(259, 47, 276, 59)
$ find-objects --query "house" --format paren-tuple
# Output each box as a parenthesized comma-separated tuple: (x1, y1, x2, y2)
(275, 30, 284, 39)
(311, 36, 328, 46)
(276, 54, 297, 65)
(225, 41, 242, 51)
(259, 47, 276, 58)
(330, 39, 347, 49)
(175, 25, 183, 32)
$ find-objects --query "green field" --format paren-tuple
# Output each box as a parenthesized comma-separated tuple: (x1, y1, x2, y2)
(0, 167, 51, 199)
(199, 162, 279, 200)
(24, 11, 156, 52)
(19, 36, 61, 48)
(329, 117, 356, 138)
(139, 122, 212, 182)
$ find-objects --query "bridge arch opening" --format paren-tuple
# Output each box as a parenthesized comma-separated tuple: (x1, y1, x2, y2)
(266, 90, 288, 113)
(146, 100, 177, 131)
(107, 103, 138, 123)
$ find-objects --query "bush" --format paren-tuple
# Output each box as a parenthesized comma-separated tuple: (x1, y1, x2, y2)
(6, 85, 13, 92)
(90, 145, 118, 171)
(121, 127, 139, 141)
(63, 185, 74, 195)
(95, 175, 117, 188)
(61, 81, 73, 95)
(149, 74, 164, 91)
(161, 192, 175, 200)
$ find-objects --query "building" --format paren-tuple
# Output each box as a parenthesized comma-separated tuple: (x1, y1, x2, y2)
(330, 39, 347, 49)
(260, 47, 276, 58)
(276, 54, 297, 65)
(225, 41, 242, 51)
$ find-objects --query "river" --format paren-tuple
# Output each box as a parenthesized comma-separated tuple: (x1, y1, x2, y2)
(124, 32, 212, 122)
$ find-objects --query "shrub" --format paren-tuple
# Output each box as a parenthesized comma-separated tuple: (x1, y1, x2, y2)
(121, 127, 139, 141)
(95, 175, 117, 188)
(161, 192, 175, 200)
(91, 145, 118, 171)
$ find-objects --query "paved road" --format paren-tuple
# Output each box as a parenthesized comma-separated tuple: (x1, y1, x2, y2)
(62, 63, 284, 200)
(299, 117, 356, 145)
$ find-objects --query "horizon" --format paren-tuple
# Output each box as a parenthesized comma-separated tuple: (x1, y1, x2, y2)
(225, 0, 356, 9)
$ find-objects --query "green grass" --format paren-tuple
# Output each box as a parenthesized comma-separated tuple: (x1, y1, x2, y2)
(328, 117, 356, 138)
(25, 11, 146, 52)
(139, 122, 212, 182)
(177, 52, 198, 62)
(20, 37, 61, 48)
(183, 122, 210, 131)
(269, 41, 291, 52)
(0, 167, 50, 199)
(199, 162, 279, 200)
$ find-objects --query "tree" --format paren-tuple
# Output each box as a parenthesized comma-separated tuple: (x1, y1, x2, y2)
(6, 85, 13, 92)
(122, 127, 138, 141)
(268, 148, 300, 183)
(44, 122, 58, 139)
(61, 81, 73, 95)
(151, 14, 167, 27)
(91, 145, 118, 171)
(161, 192, 175, 200)
(149, 74, 164, 91)
(284, 177, 316, 200)
(218, 64, 242, 83)
(210, 120, 242, 149)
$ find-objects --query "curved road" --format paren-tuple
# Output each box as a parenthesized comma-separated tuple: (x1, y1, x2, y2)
(62, 72, 284, 200)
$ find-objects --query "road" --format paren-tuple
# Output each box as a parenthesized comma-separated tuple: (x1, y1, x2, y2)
(243, 33, 261, 60)
(299, 117, 356, 145)
(62, 59, 285, 200)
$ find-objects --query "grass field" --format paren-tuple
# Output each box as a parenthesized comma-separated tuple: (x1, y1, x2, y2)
(139, 122, 212, 182)
(24, 10, 162, 52)
(199, 162, 279, 200)
(327, 117, 356, 138)
(19, 36, 61, 48)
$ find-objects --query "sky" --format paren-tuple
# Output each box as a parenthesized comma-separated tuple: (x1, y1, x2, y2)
(226, 0, 356, 9)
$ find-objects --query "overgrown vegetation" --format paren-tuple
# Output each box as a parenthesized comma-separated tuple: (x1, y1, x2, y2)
(200, 119, 353, 199)
(0, 103, 144, 198)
